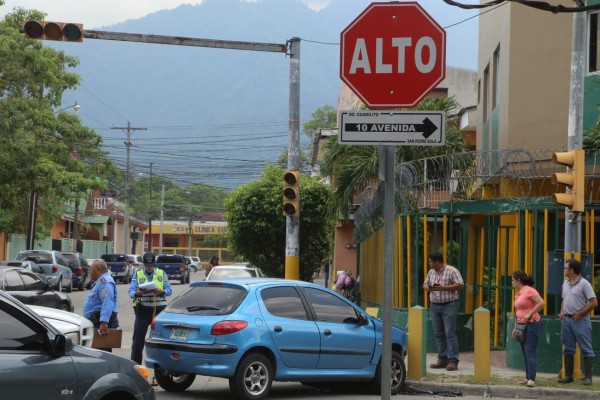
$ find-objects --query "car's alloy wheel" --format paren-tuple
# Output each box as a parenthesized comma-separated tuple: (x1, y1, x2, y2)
(56, 279, 63, 292)
(229, 353, 273, 400)
(66, 279, 73, 293)
(371, 350, 406, 395)
(153, 368, 195, 392)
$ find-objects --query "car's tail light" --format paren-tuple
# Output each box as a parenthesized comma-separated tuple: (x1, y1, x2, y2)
(150, 318, 156, 331)
(211, 321, 248, 336)
(52, 264, 58, 273)
(76, 266, 83, 275)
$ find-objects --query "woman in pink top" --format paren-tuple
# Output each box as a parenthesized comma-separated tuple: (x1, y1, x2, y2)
(511, 270, 545, 387)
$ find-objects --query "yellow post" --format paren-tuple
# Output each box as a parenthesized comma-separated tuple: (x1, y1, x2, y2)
(407, 305, 427, 379)
(474, 307, 490, 382)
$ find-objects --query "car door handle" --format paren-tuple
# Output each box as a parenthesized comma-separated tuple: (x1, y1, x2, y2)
(274, 326, 282, 332)
(324, 329, 332, 336)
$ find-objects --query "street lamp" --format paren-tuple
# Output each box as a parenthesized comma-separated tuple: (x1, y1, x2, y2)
(28, 102, 82, 250)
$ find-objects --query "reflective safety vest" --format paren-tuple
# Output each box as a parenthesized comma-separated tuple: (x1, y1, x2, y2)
(132, 268, 168, 309)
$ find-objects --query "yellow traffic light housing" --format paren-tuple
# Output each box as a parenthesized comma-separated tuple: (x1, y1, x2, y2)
(551, 149, 584, 212)
(24, 20, 84, 42)
(283, 170, 299, 217)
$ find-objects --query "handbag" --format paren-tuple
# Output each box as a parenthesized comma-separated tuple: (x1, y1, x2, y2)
(514, 322, 527, 343)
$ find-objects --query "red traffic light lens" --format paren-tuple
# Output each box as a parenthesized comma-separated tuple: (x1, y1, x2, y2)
(24, 20, 44, 38)
(283, 172, 297, 185)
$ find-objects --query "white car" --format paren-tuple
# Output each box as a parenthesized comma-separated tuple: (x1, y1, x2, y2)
(185, 256, 202, 272)
(29, 305, 94, 347)
(205, 264, 264, 280)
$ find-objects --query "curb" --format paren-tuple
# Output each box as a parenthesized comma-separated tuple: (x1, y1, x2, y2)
(408, 381, 598, 399)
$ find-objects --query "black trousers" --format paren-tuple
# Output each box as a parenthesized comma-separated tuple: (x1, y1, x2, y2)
(131, 306, 165, 364)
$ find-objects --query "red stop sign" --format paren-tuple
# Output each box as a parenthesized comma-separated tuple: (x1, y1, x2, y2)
(340, 2, 446, 108)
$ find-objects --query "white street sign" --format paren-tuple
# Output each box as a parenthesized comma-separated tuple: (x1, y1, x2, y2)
(338, 110, 445, 145)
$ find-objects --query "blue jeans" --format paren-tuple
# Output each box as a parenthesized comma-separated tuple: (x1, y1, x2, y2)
(561, 315, 595, 357)
(520, 320, 543, 381)
(430, 301, 459, 364)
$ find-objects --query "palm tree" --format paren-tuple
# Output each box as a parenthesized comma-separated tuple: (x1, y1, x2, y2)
(320, 97, 468, 219)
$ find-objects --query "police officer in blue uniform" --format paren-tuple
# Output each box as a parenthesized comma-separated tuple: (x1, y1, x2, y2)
(128, 252, 172, 364)
(82, 259, 119, 352)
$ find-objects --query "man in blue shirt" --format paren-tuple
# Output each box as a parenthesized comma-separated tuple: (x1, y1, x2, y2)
(83, 259, 119, 352)
(128, 252, 173, 364)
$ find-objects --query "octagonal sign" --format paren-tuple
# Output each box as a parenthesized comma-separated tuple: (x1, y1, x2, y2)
(340, 2, 446, 108)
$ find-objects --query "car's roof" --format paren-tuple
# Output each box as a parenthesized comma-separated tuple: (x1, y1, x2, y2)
(192, 277, 307, 288)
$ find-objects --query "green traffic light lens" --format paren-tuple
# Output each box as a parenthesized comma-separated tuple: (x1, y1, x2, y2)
(283, 203, 296, 215)
(64, 23, 83, 41)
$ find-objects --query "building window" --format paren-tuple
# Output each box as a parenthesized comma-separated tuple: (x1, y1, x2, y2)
(590, 12, 600, 73)
(493, 47, 500, 108)
(483, 65, 490, 121)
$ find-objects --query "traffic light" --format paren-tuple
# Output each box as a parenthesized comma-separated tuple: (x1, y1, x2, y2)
(551, 149, 585, 212)
(23, 20, 84, 42)
(283, 170, 300, 217)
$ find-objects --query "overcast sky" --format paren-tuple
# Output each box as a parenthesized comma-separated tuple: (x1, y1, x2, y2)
(1, 0, 332, 28)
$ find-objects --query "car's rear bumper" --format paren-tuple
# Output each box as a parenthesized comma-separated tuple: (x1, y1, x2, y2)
(145, 339, 239, 377)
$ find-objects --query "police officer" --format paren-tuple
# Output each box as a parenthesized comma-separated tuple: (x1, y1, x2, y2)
(128, 252, 172, 364)
(83, 259, 119, 352)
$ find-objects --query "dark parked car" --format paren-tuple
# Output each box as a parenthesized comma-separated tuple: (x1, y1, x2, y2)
(62, 252, 90, 291)
(0, 260, 46, 282)
(100, 253, 132, 284)
(15, 250, 73, 292)
(145, 278, 407, 399)
(155, 254, 190, 284)
(0, 266, 73, 311)
(0, 290, 155, 400)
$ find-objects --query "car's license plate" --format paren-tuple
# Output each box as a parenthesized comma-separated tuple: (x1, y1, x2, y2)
(170, 328, 188, 341)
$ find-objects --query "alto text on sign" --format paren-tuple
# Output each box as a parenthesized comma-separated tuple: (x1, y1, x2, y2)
(338, 110, 445, 146)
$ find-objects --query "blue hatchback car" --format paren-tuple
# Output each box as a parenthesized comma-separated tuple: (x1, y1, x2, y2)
(145, 278, 407, 399)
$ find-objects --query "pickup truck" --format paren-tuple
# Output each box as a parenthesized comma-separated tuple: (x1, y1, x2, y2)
(155, 254, 190, 284)
(100, 253, 132, 284)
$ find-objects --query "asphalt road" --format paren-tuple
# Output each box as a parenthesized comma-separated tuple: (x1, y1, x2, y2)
(67, 273, 526, 400)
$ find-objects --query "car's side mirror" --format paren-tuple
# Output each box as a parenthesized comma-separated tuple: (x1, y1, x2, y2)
(358, 313, 369, 326)
(53, 334, 73, 354)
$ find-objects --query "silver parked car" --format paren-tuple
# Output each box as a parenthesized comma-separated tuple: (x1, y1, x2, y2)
(16, 250, 73, 292)
(29, 305, 94, 347)
(0, 290, 155, 399)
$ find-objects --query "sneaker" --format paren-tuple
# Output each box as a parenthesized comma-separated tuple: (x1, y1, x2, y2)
(445, 362, 458, 371)
(429, 360, 448, 369)
(526, 380, 535, 387)
(519, 379, 528, 385)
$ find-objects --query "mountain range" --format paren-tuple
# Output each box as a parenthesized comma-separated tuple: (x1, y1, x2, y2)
(44, 0, 477, 190)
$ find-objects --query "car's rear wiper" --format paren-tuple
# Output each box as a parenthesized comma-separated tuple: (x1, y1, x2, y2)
(186, 305, 220, 311)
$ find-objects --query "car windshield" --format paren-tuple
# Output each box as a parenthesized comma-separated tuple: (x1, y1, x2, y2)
(156, 256, 183, 263)
(210, 268, 256, 279)
(166, 285, 247, 315)
(16, 251, 53, 265)
(102, 255, 127, 262)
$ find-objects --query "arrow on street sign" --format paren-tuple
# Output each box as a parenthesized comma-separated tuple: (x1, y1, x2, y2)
(338, 110, 445, 146)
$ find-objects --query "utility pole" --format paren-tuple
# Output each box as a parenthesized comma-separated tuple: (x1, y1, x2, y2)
(187, 192, 193, 257)
(285, 37, 301, 280)
(159, 184, 165, 254)
(72, 199, 79, 252)
(111, 122, 146, 253)
(148, 162, 153, 252)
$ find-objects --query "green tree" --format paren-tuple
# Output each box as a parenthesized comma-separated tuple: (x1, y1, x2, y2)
(320, 97, 468, 219)
(225, 165, 334, 279)
(0, 8, 113, 235)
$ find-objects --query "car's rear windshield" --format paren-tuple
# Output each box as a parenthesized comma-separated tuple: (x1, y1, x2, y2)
(166, 285, 248, 315)
(156, 255, 184, 263)
(16, 251, 52, 264)
(101, 254, 127, 262)
(62, 254, 77, 264)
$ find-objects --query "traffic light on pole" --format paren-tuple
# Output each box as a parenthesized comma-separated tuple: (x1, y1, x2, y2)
(551, 149, 585, 212)
(23, 20, 84, 42)
(283, 170, 299, 217)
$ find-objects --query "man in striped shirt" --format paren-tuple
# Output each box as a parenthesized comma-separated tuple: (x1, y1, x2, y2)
(423, 251, 464, 371)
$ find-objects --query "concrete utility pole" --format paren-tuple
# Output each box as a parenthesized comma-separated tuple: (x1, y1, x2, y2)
(159, 184, 165, 254)
(111, 122, 146, 253)
(285, 38, 301, 280)
(564, 10, 585, 259)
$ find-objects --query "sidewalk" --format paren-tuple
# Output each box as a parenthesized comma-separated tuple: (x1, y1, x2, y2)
(405, 351, 597, 399)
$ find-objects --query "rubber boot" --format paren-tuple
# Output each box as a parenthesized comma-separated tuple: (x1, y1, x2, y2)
(558, 355, 574, 384)
(583, 357, 594, 386)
